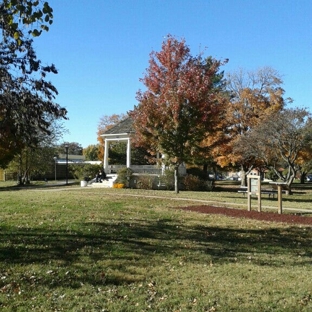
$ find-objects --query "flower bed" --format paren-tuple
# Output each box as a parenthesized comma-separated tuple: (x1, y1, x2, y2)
(113, 183, 125, 188)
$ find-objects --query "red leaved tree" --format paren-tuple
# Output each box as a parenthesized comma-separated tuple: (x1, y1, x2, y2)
(129, 35, 228, 193)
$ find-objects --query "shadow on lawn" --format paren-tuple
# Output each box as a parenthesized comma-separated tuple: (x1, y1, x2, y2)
(0, 218, 311, 289)
(282, 197, 312, 204)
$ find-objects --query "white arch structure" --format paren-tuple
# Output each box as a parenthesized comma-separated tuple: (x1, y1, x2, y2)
(102, 133, 131, 173)
(100, 117, 186, 175)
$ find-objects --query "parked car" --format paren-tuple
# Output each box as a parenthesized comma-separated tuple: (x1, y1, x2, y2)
(226, 175, 240, 181)
(307, 174, 312, 182)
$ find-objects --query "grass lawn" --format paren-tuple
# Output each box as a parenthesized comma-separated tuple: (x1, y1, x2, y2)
(0, 183, 312, 311)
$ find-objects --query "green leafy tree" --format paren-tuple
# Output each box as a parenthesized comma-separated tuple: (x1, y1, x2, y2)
(8, 145, 56, 184)
(7, 119, 65, 184)
(57, 142, 83, 156)
(1, 0, 53, 40)
(0, 1, 67, 168)
(84, 144, 100, 161)
(129, 35, 227, 193)
(69, 163, 102, 182)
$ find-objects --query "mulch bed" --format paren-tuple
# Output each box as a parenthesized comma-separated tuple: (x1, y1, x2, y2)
(179, 205, 312, 226)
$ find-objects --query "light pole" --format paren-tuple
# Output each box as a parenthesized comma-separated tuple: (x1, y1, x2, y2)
(64, 144, 69, 185)
(53, 156, 57, 181)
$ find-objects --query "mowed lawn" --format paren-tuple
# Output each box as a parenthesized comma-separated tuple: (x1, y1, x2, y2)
(0, 184, 312, 311)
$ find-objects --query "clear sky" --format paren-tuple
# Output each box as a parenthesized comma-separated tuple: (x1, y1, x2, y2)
(34, 0, 312, 148)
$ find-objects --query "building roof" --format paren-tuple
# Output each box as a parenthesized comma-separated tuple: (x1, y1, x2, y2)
(102, 116, 134, 135)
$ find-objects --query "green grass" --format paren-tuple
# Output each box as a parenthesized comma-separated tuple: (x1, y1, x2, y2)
(0, 184, 312, 311)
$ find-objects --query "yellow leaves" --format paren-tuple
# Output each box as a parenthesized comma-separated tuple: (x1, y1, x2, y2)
(216, 156, 230, 168)
(113, 183, 125, 188)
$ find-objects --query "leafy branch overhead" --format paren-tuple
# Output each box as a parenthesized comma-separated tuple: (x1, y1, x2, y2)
(0, 0, 67, 167)
(2, 0, 53, 40)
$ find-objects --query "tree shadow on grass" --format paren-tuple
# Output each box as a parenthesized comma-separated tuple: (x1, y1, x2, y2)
(282, 197, 312, 204)
(0, 219, 312, 276)
(0, 218, 311, 289)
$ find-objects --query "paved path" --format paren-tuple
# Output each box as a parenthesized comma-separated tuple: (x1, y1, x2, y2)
(26, 184, 312, 214)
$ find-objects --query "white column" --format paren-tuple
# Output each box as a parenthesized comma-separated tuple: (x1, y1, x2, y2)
(126, 137, 131, 168)
(104, 139, 109, 172)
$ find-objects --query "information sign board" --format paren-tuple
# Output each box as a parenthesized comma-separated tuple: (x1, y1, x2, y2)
(247, 175, 261, 212)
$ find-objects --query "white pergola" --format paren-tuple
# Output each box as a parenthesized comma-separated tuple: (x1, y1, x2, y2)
(100, 117, 186, 176)
(102, 132, 131, 173)
(100, 117, 134, 173)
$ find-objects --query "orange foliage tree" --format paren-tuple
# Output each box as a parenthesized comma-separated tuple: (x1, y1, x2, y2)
(217, 67, 289, 185)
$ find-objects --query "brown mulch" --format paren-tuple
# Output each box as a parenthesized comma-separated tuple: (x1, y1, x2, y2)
(179, 205, 312, 226)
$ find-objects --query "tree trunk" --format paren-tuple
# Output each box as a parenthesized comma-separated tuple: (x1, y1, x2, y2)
(174, 165, 179, 194)
(203, 163, 208, 176)
(240, 166, 247, 187)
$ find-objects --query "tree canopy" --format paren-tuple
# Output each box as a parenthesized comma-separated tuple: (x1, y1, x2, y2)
(1, 0, 53, 40)
(0, 0, 67, 167)
(216, 67, 289, 185)
(129, 35, 228, 193)
(83, 144, 100, 161)
(235, 108, 312, 190)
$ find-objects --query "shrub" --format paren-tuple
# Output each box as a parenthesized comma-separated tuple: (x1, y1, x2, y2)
(69, 163, 102, 181)
(183, 174, 214, 191)
(136, 175, 153, 189)
(115, 167, 133, 187)
(158, 169, 174, 190)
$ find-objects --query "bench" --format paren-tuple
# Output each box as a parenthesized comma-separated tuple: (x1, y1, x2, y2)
(157, 181, 167, 189)
(270, 184, 290, 195)
(238, 186, 248, 196)
(238, 187, 279, 198)
(261, 190, 277, 198)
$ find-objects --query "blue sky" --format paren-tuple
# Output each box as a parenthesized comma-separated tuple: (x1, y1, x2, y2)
(34, 0, 312, 148)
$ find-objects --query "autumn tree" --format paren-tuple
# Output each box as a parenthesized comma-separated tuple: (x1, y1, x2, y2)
(219, 67, 289, 185)
(188, 57, 229, 176)
(235, 108, 312, 191)
(129, 35, 228, 193)
(296, 145, 312, 183)
(0, 0, 67, 167)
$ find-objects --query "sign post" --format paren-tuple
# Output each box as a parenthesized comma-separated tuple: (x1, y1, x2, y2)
(269, 182, 285, 214)
(247, 175, 261, 212)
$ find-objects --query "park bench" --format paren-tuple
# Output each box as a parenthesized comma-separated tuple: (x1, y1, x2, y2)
(157, 181, 167, 189)
(238, 186, 284, 198)
(270, 183, 290, 195)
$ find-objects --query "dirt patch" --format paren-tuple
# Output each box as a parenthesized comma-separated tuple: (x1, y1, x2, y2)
(179, 205, 312, 226)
